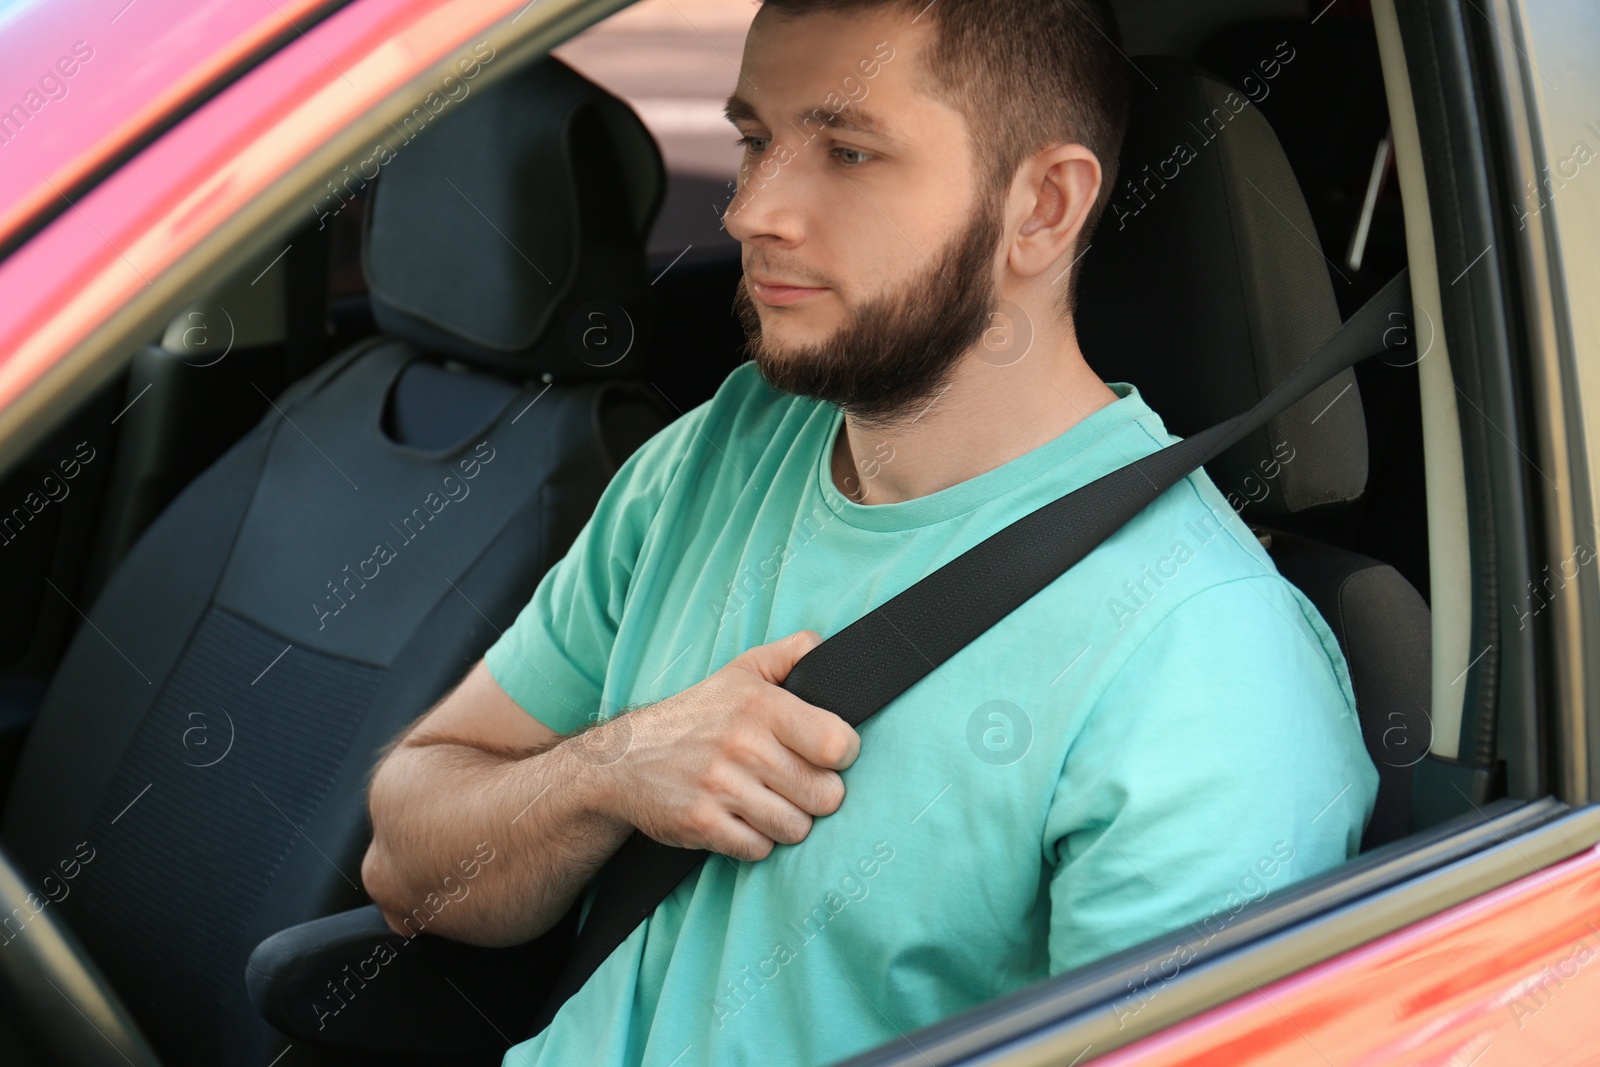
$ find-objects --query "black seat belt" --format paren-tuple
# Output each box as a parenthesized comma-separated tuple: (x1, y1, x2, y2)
(527, 269, 1413, 1035)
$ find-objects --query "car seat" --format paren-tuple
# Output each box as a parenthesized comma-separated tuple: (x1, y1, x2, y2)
(0, 54, 669, 1067)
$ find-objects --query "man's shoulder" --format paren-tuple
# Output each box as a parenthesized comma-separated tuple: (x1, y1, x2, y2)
(1108, 486, 1332, 648)
(631, 361, 816, 478)
(1096, 511, 1357, 722)
(1068, 407, 1352, 702)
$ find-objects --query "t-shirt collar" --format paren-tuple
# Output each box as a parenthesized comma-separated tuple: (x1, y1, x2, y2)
(813, 381, 1154, 532)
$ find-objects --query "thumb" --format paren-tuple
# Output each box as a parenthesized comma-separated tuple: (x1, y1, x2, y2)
(734, 629, 823, 686)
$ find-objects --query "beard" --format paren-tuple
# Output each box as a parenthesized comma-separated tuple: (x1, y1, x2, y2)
(733, 187, 1006, 429)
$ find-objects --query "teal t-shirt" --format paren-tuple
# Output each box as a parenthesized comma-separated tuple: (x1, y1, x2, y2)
(487, 363, 1377, 1067)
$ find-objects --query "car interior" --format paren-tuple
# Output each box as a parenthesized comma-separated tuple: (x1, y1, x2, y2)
(0, 0, 1534, 1064)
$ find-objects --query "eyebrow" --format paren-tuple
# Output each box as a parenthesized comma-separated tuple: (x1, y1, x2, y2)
(722, 92, 901, 146)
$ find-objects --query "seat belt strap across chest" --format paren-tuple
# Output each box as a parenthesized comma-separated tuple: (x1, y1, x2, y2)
(527, 269, 1413, 1035)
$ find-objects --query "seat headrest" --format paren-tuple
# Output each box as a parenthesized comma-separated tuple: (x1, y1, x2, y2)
(362, 55, 665, 380)
(1075, 55, 1367, 517)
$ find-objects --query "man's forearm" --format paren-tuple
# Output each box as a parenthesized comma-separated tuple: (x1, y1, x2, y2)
(362, 733, 631, 947)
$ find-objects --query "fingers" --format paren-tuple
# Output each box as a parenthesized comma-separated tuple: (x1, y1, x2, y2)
(625, 631, 856, 863)
(756, 740, 846, 818)
(729, 784, 815, 849)
(725, 630, 857, 771)
(687, 797, 806, 862)
(678, 808, 776, 862)
(762, 688, 860, 772)
(731, 629, 823, 686)
(667, 754, 818, 859)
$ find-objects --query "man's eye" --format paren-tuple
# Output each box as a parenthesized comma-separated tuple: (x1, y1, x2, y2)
(833, 147, 872, 168)
(735, 134, 768, 153)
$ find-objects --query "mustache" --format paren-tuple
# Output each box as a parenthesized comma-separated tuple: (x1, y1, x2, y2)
(744, 266, 830, 289)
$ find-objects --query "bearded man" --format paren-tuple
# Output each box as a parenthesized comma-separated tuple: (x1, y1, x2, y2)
(361, 2, 1378, 1065)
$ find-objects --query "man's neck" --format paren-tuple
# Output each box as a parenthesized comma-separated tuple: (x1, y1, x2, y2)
(830, 338, 1121, 506)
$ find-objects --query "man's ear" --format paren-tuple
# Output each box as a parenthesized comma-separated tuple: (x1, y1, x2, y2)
(1008, 144, 1102, 281)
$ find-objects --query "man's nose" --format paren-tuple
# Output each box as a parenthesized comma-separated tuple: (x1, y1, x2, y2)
(722, 149, 808, 243)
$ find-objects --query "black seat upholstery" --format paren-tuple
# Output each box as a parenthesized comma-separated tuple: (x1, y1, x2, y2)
(0, 55, 669, 1067)
(1266, 530, 1430, 849)
(1075, 56, 1429, 851)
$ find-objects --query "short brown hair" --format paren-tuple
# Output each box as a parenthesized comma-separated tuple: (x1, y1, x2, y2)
(757, 0, 1129, 317)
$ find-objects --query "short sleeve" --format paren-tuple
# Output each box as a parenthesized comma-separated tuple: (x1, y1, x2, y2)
(1042, 575, 1378, 974)
(483, 407, 701, 736)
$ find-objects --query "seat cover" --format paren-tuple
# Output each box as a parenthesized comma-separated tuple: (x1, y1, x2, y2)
(2, 343, 629, 1065)
(1, 51, 669, 1067)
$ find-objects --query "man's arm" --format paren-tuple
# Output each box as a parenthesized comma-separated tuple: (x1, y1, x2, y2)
(361, 659, 627, 947)
(361, 631, 860, 948)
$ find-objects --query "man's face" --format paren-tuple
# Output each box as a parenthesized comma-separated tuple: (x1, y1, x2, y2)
(723, 8, 1005, 427)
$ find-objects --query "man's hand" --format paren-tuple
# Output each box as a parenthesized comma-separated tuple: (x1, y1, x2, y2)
(362, 631, 857, 946)
(596, 630, 860, 861)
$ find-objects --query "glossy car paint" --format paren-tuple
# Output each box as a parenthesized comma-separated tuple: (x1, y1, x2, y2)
(0, 0, 543, 454)
(0, 0, 344, 250)
(1093, 844, 1600, 1064)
